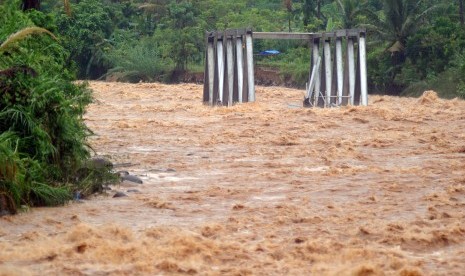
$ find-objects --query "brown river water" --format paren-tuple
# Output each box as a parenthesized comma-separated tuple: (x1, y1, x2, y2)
(1, 82, 464, 275)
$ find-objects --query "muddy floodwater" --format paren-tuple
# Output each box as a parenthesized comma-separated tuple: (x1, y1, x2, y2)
(1, 82, 465, 275)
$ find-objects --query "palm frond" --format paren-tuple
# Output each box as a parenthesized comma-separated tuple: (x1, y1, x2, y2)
(0, 132, 23, 211)
(0, 132, 19, 182)
(0, 107, 36, 133)
(138, 4, 158, 10)
(0, 27, 57, 52)
(387, 40, 405, 53)
(64, 0, 72, 17)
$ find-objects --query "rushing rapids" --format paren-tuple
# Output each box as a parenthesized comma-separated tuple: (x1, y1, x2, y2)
(1, 82, 464, 275)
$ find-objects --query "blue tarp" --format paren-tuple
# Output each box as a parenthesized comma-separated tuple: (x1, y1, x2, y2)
(258, 50, 280, 56)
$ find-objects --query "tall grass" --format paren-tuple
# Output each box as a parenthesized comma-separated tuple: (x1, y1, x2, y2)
(106, 36, 173, 82)
(0, 132, 71, 212)
(402, 69, 465, 99)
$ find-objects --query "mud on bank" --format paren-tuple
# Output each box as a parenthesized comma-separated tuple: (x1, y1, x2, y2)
(1, 82, 464, 275)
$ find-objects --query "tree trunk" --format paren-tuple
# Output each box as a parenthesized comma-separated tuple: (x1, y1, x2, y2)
(22, 0, 40, 11)
(460, 0, 464, 25)
(317, 0, 321, 19)
(302, 0, 313, 27)
(284, 0, 292, 32)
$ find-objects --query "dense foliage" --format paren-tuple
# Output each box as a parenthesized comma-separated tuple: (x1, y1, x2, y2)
(0, 0, 114, 214)
(41, 0, 465, 97)
(22, 0, 463, 98)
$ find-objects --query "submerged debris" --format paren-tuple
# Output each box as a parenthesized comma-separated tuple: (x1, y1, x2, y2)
(113, 191, 128, 198)
(120, 173, 143, 184)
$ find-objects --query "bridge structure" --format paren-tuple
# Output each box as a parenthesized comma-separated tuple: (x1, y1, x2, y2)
(203, 28, 368, 107)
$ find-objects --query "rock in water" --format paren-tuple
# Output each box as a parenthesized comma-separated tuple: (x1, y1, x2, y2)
(75, 157, 114, 191)
(85, 157, 113, 169)
(122, 174, 143, 184)
(113, 192, 128, 198)
(0, 194, 16, 216)
(117, 170, 129, 177)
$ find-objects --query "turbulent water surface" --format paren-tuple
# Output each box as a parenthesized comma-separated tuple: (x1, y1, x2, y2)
(1, 82, 464, 275)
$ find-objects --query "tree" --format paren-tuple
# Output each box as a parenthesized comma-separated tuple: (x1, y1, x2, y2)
(56, 0, 114, 78)
(302, 0, 314, 27)
(22, 0, 71, 16)
(284, 0, 292, 32)
(370, 0, 438, 63)
(336, 0, 369, 29)
(460, 0, 464, 25)
(137, 0, 169, 35)
(21, 0, 39, 11)
(157, 0, 204, 72)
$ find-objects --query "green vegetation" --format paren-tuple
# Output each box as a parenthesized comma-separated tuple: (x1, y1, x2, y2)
(44, 0, 465, 97)
(106, 34, 173, 82)
(0, 0, 114, 214)
(1, 0, 464, 213)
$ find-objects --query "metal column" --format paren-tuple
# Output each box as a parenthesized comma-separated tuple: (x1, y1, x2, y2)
(207, 34, 215, 105)
(225, 33, 234, 107)
(216, 33, 225, 105)
(235, 33, 244, 103)
(335, 36, 344, 105)
(359, 32, 368, 106)
(347, 37, 356, 106)
(245, 29, 255, 102)
(323, 37, 332, 107)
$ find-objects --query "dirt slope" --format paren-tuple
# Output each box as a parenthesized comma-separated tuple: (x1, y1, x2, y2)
(1, 82, 464, 275)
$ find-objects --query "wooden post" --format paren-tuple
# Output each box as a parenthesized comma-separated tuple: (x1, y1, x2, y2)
(216, 32, 225, 105)
(323, 37, 332, 107)
(359, 32, 368, 106)
(226, 32, 235, 107)
(235, 32, 244, 103)
(245, 29, 255, 102)
(335, 36, 344, 105)
(347, 36, 356, 105)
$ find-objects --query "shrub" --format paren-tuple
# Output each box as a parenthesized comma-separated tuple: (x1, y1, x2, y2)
(0, 0, 113, 214)
(106, 34, 173, 82)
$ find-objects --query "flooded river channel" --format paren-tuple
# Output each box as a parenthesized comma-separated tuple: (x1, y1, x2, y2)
(1, 82, 464, 275)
